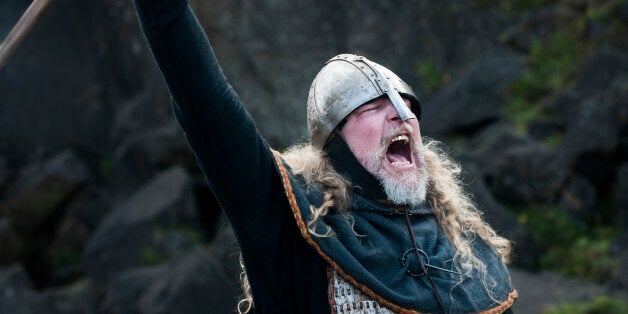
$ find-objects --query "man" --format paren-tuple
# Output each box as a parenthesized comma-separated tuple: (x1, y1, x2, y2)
(134, 0, 517, 313)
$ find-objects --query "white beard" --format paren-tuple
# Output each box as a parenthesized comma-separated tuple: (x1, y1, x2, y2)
(354, 127, 429, 207)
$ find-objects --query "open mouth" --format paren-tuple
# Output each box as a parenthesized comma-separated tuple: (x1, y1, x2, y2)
(386, 134, 413, 167)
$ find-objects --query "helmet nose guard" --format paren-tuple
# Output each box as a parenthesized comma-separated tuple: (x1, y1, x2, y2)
(307, 54, 421, 149)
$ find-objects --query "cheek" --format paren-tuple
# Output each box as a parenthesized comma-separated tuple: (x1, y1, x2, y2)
(341, 120, 382, 155)
(409, 120, 422, 144)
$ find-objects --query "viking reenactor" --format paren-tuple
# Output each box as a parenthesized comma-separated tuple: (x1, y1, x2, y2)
(134, 0, 518, 312)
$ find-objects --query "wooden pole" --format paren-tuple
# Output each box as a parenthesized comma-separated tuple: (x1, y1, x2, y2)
(0, 0, 54, 71)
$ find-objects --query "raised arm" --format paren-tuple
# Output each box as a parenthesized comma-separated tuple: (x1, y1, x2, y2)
(133, 0, 286, 246)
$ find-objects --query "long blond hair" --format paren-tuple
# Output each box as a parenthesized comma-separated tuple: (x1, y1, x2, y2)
(238, 139, 511, 313)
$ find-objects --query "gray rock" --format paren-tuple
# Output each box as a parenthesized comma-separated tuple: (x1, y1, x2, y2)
(618, 164, 628, 230)
(494, 144, 565, 204)
(558, 90, 625, 158)
(559, 176, 597, 223)
(9, 150, 90, 193)
(420, 49, 524, 138)
(466, 124, 565, 204)
(68, 186, 112, 233)
(137, 246, 238, 314)
(102, 265, 169, 314)
(556, 78, 627, 192)
(466, 123, 532, 162)
(462, 160, 544, 269)
(0, 265, 50, 314)
(1, 0, 513, 161)
(111, 123, 196, 195)
(620, 0, 628, 22)
(574, 46, 628, 95)
(528, 117, 563, 142)
(551, 89, 582, 129)
(154, 230, 197, 258)
(44, 279, 100, 314)
(46, 210, 91, 285)
(83, 166, 199, 285)
(0, 219, 24, 266)
(0, 156, 10, 192)
(110, 91, 174, 147)
(500, 6, 558, 53)
(611, 164, 628, 292)
(102, 222, 240, 314)
(0, 150, 90, 236)
(555, 46, 627, 157)
(0, 0, 167, 167)
(510, 267, 609, 313)
(195, 0, 512, 147)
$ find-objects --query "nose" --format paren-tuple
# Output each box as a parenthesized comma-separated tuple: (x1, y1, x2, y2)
(385, 101, 402, 122)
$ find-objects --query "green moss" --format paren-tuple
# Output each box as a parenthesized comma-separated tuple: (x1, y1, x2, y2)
(50, 248, 81, 270)
(513, 206, 618, 283)
(98, 157, 115, 178)
(542, 237, 618, 282)
(504, 95, 549, 132)
(542, 296, 628, 314)
(140, 247, 168, 266)
(585, 0, 621, 23)
(140, 226, 205, 266)
(504, 30, 589, 131)
(498, 0, 563, 14)
(416, 60, 446, 94)
(474, 0, 562, 12)
(542, 132, 563, 148)
(154, 226, 204, 245)
(529, 32, 585, 90)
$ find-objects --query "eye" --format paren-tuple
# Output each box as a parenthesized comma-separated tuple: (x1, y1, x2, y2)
(359, 104, 381, 114)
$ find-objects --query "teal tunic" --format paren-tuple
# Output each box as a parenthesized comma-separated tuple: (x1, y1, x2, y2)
(273, 151, 517, 313)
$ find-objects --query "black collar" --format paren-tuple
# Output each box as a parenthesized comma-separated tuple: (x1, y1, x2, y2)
(324, 131, 388, 200)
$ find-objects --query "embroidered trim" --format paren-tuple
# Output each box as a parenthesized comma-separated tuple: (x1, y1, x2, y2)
(479, 290, 519, 314)
(328, 267, 338, 314)
(271, 150, 518, 314)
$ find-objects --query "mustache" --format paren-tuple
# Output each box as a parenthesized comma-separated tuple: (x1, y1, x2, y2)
(381, 123, 415, 147)
(377, 123, 424, 161)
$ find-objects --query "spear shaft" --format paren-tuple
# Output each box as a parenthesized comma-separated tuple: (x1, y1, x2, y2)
(0, 0, 54, 71)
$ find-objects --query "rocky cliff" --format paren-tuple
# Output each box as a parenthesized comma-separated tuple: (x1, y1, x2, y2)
(1, 0, 626, 312)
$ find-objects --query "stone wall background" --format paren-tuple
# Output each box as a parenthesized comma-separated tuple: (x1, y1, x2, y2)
(1, 0, 626, 312)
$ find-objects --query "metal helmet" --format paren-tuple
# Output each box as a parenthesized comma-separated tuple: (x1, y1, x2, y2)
(307, 54, 421, 149)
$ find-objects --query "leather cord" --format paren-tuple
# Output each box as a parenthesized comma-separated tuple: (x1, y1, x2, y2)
(402, 207, 446, 314)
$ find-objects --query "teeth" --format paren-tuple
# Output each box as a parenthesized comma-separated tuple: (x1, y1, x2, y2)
(391, 161, 411, 166)
(391, 135, 409, 144)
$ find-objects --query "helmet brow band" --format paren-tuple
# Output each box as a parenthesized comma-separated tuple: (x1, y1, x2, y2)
(361, 58, 415, 121)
